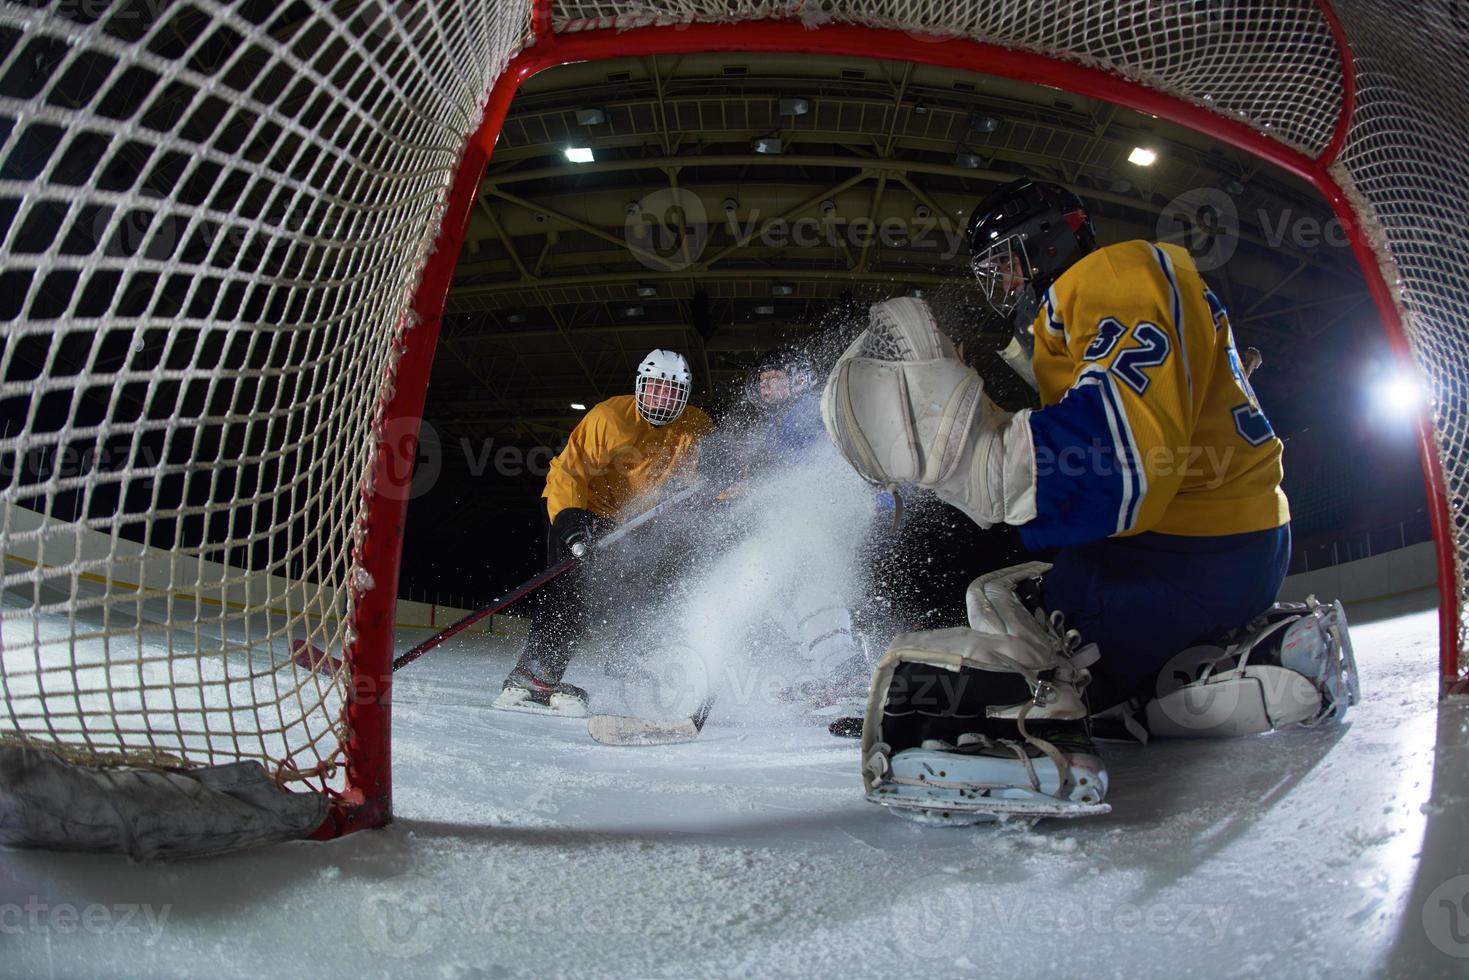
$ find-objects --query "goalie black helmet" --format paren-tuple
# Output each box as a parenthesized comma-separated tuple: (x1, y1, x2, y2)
(967, 178, 1096, 387)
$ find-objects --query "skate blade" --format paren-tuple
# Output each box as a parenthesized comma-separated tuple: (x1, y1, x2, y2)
(491, 689, 588, 718)
(588, 713, 700, 745)
(867, 786, 1110, 826)
(1331, 599, 1362, 706)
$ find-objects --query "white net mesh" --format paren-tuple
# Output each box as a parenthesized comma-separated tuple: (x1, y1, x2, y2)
(1328, 0, 1469, 670)
(0, 0, 532, 796)
(1, 0, 1464, 828)
(554, 0, 1348, 156)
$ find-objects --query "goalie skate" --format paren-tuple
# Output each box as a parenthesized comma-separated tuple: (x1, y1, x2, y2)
(1141, 596, 1361, 738)
(865, 732, 1109, 826)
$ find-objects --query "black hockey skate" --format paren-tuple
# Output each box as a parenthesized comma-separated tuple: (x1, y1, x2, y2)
(492, 666, 590, 718)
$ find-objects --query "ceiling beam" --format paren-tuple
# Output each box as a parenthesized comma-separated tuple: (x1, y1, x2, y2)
(449, 266, 954, 304)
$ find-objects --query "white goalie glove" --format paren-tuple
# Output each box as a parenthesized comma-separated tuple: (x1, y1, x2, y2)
(820, 297, 1037, 528)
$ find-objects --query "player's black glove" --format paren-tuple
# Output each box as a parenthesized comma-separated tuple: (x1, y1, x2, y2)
(553, 507, 598, 559)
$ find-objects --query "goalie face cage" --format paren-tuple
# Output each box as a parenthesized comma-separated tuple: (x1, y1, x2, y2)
(0, 0, 1463, 841)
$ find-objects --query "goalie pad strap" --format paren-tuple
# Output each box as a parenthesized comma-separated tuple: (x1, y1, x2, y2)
(860, 626, 1092, 796)
(1145, 666, 1323, 737)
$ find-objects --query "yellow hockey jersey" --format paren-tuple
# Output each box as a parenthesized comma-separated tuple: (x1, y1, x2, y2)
(1019, 240, 1289, 549)
(543, 394, 713, 524)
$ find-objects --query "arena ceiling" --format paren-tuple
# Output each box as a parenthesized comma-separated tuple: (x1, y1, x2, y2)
(421, 49, 1371, 488)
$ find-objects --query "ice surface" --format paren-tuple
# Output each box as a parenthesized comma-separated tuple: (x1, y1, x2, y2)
(2, 591, 1466, 979)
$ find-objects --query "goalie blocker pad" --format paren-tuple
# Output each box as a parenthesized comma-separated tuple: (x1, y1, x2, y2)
(1137, 597, 1360, 739)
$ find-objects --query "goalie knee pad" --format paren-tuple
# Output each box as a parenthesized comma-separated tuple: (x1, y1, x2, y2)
(860, 621, 1109, 825)
(1144, 597, 1360, 738)
(820, 298, 1036, 528)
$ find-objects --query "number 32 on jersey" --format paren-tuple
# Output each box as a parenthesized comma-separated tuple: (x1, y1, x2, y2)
(1083, 310, 1276, 447)
(1082, 315, 1171, 394)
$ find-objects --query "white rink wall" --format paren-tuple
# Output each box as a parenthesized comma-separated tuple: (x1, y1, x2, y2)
(1279, 541, 1437, 607)
(2, 498, 1431, 640)
(0, 502, 517, 639)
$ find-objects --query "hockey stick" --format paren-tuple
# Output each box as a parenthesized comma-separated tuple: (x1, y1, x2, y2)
(586, 691, 718, 746)
(291, 483, 706, 676)
(289, 554, 582, 675)
(391, 481, 704, 671)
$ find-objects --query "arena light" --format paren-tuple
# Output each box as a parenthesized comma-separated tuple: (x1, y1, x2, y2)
(1375, 371, 1423, 415)
(1128, 146, 1158, 166)
(564, 146, 595, 163)
(571, 402, 588, 411)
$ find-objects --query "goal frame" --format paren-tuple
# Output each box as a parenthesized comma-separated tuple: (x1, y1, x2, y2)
(334, 0, 1461, 837)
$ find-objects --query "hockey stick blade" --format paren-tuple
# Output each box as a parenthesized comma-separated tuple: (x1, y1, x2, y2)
(587, 713, 702, 746)
(587, 693, 716, 746)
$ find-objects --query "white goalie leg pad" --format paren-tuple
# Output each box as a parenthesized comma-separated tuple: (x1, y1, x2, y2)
(820, 298, 1037, 528)
(1145, 597, 1360, 738)
(860, 626, 1108, 825)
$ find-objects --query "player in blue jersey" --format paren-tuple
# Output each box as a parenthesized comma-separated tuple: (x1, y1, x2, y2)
(743, 348, 878, 724)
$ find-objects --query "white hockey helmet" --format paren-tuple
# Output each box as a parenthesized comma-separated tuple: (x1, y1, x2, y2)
(635, 349, 692, 425)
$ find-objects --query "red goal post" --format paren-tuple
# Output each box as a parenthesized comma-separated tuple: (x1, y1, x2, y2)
(0, 0, 1463, 844)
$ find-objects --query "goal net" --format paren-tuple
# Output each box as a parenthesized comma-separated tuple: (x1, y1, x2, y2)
(0, 0, 1463, 842)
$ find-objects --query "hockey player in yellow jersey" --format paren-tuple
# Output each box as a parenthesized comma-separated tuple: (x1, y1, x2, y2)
(820, 179, 1356, 824)
(493, 349, 713, 716)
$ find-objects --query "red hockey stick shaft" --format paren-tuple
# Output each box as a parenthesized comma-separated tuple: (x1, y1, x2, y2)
(389, 482, 705, 672)
(390, 558, 575, 672)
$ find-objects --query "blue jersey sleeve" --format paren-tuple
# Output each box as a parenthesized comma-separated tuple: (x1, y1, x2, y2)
(765, 393, 826, 459)
(1019, 369, 1145, 550)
